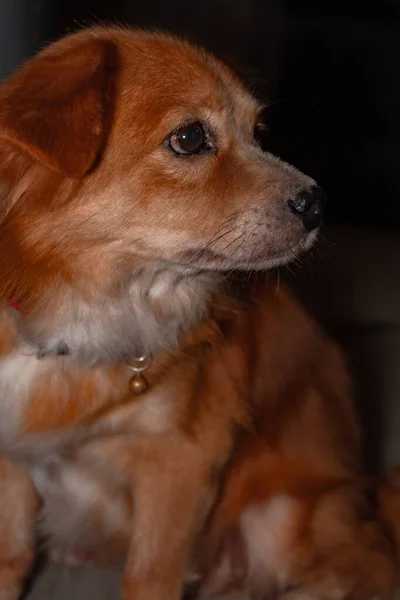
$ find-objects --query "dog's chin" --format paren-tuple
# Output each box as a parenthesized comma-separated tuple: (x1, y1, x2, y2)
(174, 228, 319, 274)
(241, 228, 319, 271)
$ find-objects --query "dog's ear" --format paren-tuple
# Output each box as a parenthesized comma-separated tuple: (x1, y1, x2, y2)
(0, 35, 118, 177)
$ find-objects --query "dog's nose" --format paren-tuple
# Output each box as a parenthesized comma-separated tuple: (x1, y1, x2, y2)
(287, 186, 326, 232)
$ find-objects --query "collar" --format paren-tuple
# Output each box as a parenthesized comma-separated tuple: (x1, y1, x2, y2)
(5, 295, 21, 313)
(5, 293, 153, 396)
(5, 294, 154, 397)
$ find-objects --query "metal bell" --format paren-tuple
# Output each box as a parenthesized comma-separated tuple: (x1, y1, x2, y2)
(127, 354, 152, 396)
(129, 373, 149, 395)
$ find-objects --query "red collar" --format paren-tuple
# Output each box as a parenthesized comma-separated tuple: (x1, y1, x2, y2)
(5, 296, 21, 312)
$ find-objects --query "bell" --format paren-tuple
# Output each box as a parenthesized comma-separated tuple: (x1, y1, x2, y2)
(127, 354, 152, 396)
(130, 373, 148, 395)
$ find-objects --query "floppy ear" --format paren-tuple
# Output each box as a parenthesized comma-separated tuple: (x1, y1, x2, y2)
(0, 35, 118, 177)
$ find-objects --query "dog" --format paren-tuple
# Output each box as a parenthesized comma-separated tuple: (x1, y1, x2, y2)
(0, 26, 397, 600)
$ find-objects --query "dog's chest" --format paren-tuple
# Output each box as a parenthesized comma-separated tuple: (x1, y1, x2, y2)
(0, 349, 175, 453)
(0, 350, 44, 443)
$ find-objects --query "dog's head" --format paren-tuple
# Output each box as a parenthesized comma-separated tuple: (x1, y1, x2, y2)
(0, 27, 325, 361)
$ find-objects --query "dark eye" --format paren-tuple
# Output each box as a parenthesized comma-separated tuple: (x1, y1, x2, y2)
(167, 122, 207, 155)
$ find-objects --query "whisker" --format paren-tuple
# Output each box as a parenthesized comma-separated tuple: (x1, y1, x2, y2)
(182, 231, 248, 285)
(179, 230, 234, 278)
(318, 233, 336, 249)
(284, 263, 297, 277)
(275, 267, 281, 293)
(178, 211, 247, 278)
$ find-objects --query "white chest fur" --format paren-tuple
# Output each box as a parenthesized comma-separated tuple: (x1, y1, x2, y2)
(0, 346, 175, 459)
(0, 349, 51, 444)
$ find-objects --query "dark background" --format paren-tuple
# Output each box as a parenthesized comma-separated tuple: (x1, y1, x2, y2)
(2, 0, 400, 228)
(0, 1, 399, 473)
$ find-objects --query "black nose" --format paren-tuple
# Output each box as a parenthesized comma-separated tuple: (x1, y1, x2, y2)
(287, 186, 326, 232)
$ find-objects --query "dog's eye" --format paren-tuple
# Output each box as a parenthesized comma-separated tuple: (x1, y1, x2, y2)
(167, 122, 206, 155)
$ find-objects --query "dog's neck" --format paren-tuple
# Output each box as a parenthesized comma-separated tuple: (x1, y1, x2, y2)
(14, 266, 220, 365)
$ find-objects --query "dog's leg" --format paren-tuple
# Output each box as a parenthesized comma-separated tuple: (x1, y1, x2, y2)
(0, 456, 38, 600)
(119, 438, 215, 600)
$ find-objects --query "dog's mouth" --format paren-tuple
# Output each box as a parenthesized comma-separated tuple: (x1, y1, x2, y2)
(174, 229, 319, 273)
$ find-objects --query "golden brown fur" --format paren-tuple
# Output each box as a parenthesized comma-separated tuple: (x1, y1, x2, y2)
(0, 25, 397, 600)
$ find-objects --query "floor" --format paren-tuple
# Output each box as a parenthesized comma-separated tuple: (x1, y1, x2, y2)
(24, 564, 245, 599)
(24, 563, 399, 599)
(25, 565, 122, 600)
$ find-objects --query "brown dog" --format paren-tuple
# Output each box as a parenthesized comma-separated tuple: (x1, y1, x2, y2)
(0, 26, 396, 600)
